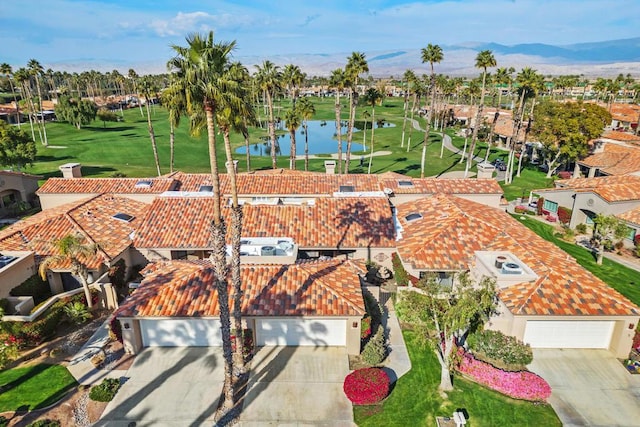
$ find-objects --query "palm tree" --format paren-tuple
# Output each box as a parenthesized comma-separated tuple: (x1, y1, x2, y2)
(27, 59, 48, 146)
(466, 50, 496, 177)
(284, 107, 302, 170)
(254, 61, 282, 169)
(420, 44, 443, 178)
(297, 97, 315, 171)
(1, 64, 21, 127)
(229, 63, 254, 172)
(330, 68, 347, 173)
(406, 76, 425, 153)
(14, 68, 38, 142)
(39, 234, 101, 310)
(282, 64, 305, 107)
(362, 87, 384, 174)
(169, 31, 237, 413)
(160, 78, 186, 173)
(400, 69, 417, 148)
(362, 109, 370, 152)
(345, 52, 368, 173)
(494, 67, 514, 111)
(127, 68, 144, 116)
(139, 76, 162, 176)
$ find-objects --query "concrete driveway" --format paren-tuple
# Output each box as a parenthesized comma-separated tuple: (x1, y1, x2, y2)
(238, 346, 354, 426)
(97, 347, 225, 426)
(529, 349, 640, 427)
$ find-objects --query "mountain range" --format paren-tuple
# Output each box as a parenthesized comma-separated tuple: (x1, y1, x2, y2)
(51, 37, 640, 77)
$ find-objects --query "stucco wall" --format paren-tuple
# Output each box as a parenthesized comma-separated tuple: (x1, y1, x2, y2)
(0, 253, 37, 298)
(570, 193, 640, 229)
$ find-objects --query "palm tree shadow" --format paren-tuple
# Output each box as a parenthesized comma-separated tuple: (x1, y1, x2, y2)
(334, 200, 394, 261)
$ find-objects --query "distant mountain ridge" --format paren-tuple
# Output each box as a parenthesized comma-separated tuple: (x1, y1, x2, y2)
(45, 37, 640, 77)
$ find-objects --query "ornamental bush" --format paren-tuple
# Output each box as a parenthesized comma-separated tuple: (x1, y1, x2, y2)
(575, 223, 588, 234)
(10, 274, 52, 304)
(514, 205, 527, 214)
(0, 300, 66, 346)
(89, 378, 121, 402)
(343, 367, 390, 405)
(457, 349, 551, 401)
(557, 206, 572, 225)
(391, 253, 409, 286)
(361, 327, 387, 366)
(536, 197, 545, 216)
(467, 330, 533, 368)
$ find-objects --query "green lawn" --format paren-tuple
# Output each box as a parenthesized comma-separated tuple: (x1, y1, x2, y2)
(514, 216, 640, 305)
(500, 167, 556, 201)
(354, 331, 560, 427)
(23, 97, 475, 180)
(0, 364, 77, 412)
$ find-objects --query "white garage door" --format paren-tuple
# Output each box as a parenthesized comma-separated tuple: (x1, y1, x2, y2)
(140, 319, 223, 347)
(524, 320, 615, 349)
(256, 318, 346, 346)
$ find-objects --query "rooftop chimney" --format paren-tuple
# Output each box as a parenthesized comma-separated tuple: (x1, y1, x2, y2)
(324, 160, 336, 175)
(59, 163, 82, 178)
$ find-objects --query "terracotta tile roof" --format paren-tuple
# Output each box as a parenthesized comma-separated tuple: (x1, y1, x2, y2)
(0, 194, 147, 269)
(602, 131, 640, 143)
(134, 195, 396, 249)
(170, 172, 382, 195)
(617, 206, 640, 227)
(36, 177, 177, 195)
(0, 170, 42, 179)
(609, 104, 640, 124)
(580, 143, 640, 175)
(395, 194, 639, 316)
(378, 177, 502, 195)
(116, 258, 365, 318)
(555, 176, 640, 202)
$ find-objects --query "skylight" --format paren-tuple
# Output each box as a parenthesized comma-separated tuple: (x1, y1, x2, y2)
(405, 212, 423, 222)
(199, 185, 213, 192)
(339, 185, 355, 192)
(135, 180, 152, 189)
(398, 180, 414, 187)
(113, 212, 134, 222)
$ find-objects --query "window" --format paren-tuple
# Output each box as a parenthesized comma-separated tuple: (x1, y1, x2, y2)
(398, 180, 414, 187)
(627, 227, 636, 241)
(405, 212, 423, 222)
(135, 180, 152, 189)
(199, 185, 213, 192)
(112, 212, 134, 222)
(543, 199, 558, 213)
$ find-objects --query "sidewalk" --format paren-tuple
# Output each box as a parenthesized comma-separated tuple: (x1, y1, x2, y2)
(381, 297, 411, 383)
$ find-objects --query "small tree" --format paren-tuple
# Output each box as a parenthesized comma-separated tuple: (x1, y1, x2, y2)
(96, 108, 119, 128)
(0, 120, 36, 171)
(591, 214, 630, 264)
(55, 96, 98, 129)
(39, 234, 101, 310)
(396, 273, 497, 391)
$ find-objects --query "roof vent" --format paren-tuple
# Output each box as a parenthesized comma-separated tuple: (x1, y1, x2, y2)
(502, 262, 523, 274)
(135, 180, 152, 189)
(405, 212, 423, 222)
(495, 255, 507, 269)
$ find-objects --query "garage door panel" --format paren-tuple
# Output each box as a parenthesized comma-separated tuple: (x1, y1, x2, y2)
(257, 319, 346, 346)
(524, 321, 614, 349)
(141, 319, 223, 347)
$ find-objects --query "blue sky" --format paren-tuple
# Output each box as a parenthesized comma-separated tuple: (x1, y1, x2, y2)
(2, 0, 639, 69)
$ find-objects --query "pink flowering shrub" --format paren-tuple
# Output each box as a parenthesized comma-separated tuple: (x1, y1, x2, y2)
(343, 367, 390, 405)
(457, 350, 551, 402)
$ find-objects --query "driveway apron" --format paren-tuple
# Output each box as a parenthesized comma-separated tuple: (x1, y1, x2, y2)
(97, 347, 225, 426)
(239, 346, 355, 426)
(529, 349, 640, 427)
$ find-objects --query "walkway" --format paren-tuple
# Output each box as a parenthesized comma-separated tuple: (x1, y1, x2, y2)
(379, 291, 411, 383)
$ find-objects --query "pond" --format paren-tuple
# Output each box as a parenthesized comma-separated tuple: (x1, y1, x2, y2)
(236, 120, 395, 157)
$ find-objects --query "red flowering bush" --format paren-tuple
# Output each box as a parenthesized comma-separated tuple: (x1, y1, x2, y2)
(108, 316, 123, 343)
(634, 235, 640, 247)
(343, 367, 390, 405)
(557, 206, 572, 225)
(457, 349, 551, 402)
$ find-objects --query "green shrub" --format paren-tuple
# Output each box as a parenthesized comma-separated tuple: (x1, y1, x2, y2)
(467, 329, 533, 369)
(575, 223, 587, 234)
(26, 420, 61, 427)
(0, 298, 8, 315)
(0, 300, 66, 346)
(0, 416, 7, 427)
(391, 253, 409, 286)
(361, 327, 387, 366)
(635, 245, 640, 258)
(10, 275, 52, 304)
(89, 378, 121, 402)
(63, 302, 92, 325)
(562, 227, 575, 240)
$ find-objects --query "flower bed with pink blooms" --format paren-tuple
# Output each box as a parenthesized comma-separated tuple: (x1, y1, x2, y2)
(343, 367, 390, 405)
(457, 351, 551, 402)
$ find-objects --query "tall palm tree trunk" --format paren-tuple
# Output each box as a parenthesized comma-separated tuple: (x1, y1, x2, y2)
(266, 91, 277, 169)
(34, 74, 48, 146)
(345, 90, 357, 173)
(243, 126, 251, 172)
(205, 107, 234, 411)
(334, 92, 343, 174)
(304, 120, 309, 171)
(145, 103, 161, 176)
(407, 93, 418, 152)
(169, 123, 175, 173)
(367, 107, 376, 174)
(401, 91, 409, 147)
